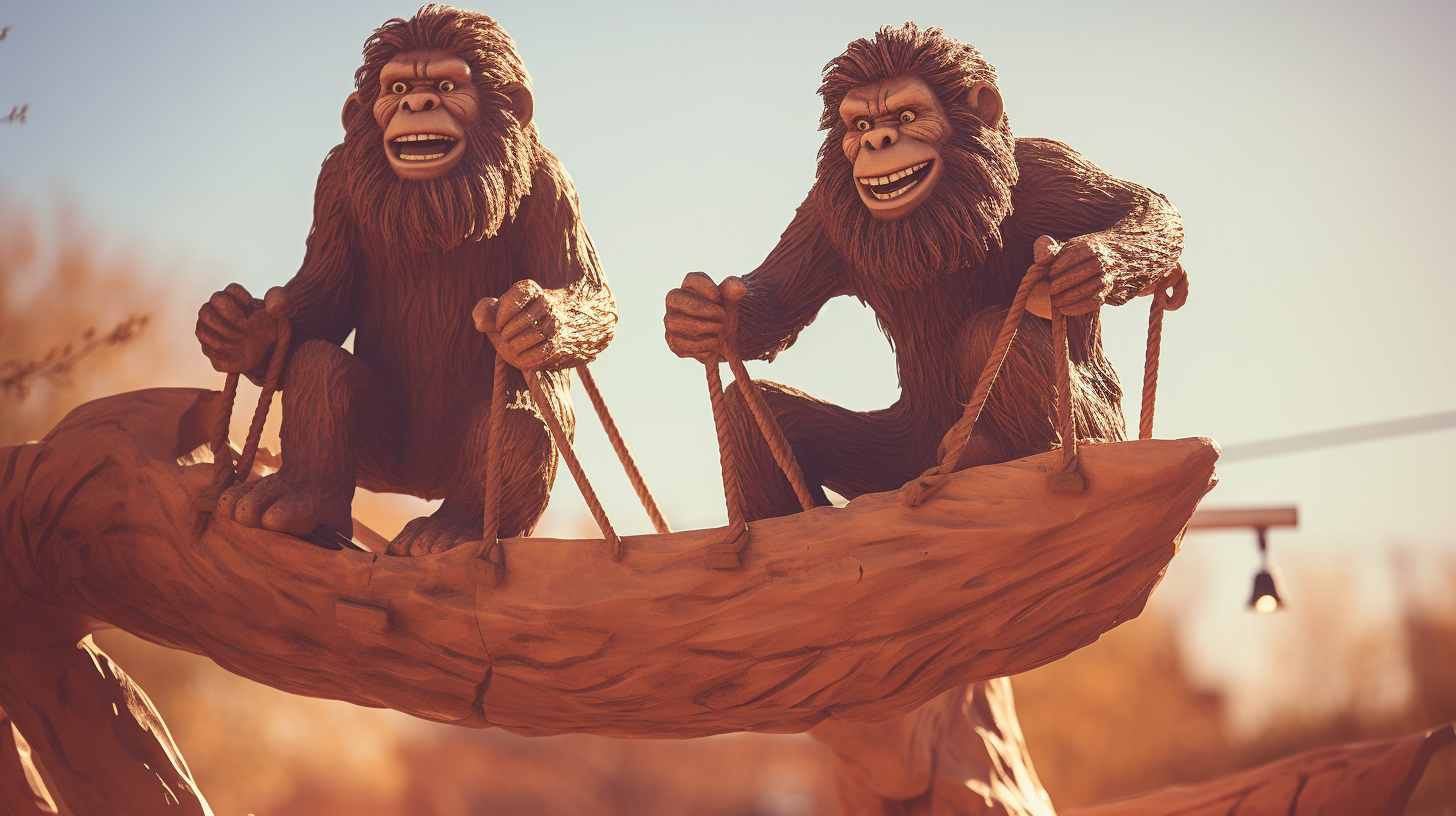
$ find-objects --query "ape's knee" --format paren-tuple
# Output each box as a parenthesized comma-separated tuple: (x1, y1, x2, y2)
(954, 309, 1059, 456)
(492, 405, 555, 535)
(953, 308, 1127, 451)
(284, 339, 355, 385)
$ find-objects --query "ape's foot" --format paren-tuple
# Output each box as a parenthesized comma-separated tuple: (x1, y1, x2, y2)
(217, 471, 353, 539)
(388, 511, 480, 556)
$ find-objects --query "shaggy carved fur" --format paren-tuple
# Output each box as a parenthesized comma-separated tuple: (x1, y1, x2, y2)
(728, 24, 1183, 520)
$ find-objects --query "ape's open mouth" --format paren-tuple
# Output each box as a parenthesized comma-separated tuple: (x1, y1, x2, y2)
(858, 160, 932, 201)
(392, 133, 459, 162)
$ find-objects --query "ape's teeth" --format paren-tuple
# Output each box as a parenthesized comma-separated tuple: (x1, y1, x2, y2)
(871, 179, 920, 200)
(400, 152, 447, 161)
(857, 160, 930, 187)
(392, 133, 453, 143)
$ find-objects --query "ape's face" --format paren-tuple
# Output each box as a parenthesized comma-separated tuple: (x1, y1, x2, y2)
(838, 76, 952, 220)
(373, 51, 480, 180)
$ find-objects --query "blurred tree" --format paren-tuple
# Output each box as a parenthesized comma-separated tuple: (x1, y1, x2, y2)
(0, 194, 186, 445)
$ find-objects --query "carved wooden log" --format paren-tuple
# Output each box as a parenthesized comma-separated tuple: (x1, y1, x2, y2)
(1065, 724, 1455, 816)
(0, 388, 1218, 738)
(0, 640, 207, 816)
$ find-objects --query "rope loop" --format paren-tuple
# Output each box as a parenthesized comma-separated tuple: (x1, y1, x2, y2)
(474, 337, 629, 584)
(700, 276, 818, 568)
(1138, 264, 1187, 440)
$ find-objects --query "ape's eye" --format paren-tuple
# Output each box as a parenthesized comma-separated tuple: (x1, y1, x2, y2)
(438, 79, 455, 93)
(899, 110, 916, 124)
(390, 81, 408, 95)
(855, 119, 872, 132)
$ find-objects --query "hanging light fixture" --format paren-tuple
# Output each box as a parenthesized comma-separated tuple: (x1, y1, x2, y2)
(1247, 526, 1287, 613)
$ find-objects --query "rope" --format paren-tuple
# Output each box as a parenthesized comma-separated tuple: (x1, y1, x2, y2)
(236, 317, 291, 481)
(908, 235, 1095, 505)
(195, 289, 292, 532)
(1138, 264, 1188, 440)
(705, 360, 751, 568)
(1048, 307, 1083, 492)
(480, 350, 509, 563)
(935, 263, 1046, 477)
(720, 296, 816, 513)
(209, 373, 240, 484)
(576, 365, 672, 534)
(524, 368, 623, 561)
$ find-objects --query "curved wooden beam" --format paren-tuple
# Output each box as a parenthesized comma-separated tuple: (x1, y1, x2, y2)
(1065, 724, 1455, 816)
(1, 388, 1218, 739)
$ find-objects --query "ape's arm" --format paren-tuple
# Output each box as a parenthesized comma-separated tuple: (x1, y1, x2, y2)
(734, 201, 851, 361)
(508, 164, 617, 368)
(281, 148, 359, 348)
(1008, 138, 1184, 307)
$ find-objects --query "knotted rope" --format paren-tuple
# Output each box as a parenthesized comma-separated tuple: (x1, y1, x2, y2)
(903, 251, 1051, 507)
(702, 278, 816, 569)
(906, 243, 1188, 506)
(195, 289, 291, 534)
(1046, 306, 1084, 493)
(474, 341, 671, 584)
(474, 350, 511, 584)
(705, 357, 751, 569)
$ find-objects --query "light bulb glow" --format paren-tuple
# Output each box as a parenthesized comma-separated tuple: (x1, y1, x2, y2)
(1254, 594, 1279, 614)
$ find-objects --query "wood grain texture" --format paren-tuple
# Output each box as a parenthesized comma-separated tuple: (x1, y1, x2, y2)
(0, 711, 57, 815)
(0, 639, 209, 815)
(814, 678, 1056, 815)
(1, 388, 1217, 739)
(1065, 724, 1454, 816)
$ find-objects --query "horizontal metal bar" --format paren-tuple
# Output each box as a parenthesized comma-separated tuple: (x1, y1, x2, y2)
(1220, 410, 1456, 462)
(1187, 506, 1298, 530)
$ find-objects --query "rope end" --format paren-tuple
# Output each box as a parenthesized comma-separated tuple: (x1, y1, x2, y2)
(707, 523, 751, 570)
(1047, 470, 1086, 494)
(902, 471, 948, 507)
(468, 543, 505, 587)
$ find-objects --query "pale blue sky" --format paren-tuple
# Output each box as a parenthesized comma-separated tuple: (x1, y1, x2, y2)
(3, 0, 1454, 722)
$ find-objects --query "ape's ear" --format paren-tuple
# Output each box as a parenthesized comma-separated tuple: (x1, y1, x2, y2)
(499, 82, 534, 129)
(342, 92, 362, 131)
(963, 82, 1003, 129)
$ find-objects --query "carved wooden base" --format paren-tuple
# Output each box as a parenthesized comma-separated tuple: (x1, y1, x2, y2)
(0, 708, 57, 815)
(1, 387, 1220, 809)
(814, 679, 1055, 815)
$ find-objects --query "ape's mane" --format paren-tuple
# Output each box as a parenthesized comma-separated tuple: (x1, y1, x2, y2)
(813, 23, 1019, 298)
(343, 4, 544, 253)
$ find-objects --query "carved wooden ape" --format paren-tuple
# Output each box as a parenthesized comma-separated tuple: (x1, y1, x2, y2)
(664, 24, 1184, 815)
(665, 24, 1182, 520)
(196, 7, 615, 555)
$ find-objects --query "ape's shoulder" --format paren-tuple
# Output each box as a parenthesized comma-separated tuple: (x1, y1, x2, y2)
(317, 145, 350, 182)
(512, 150, 585, 233)
(1012, 138, 1104, 186)
(309, 146, 352, 209)
(1007, 137, 1142, 230)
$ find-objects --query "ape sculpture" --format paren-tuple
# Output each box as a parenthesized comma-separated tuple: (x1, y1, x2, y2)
(665, 24, 1182, 519)
(196, 6, 615, 554)
(664, 24, 1185, 814)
